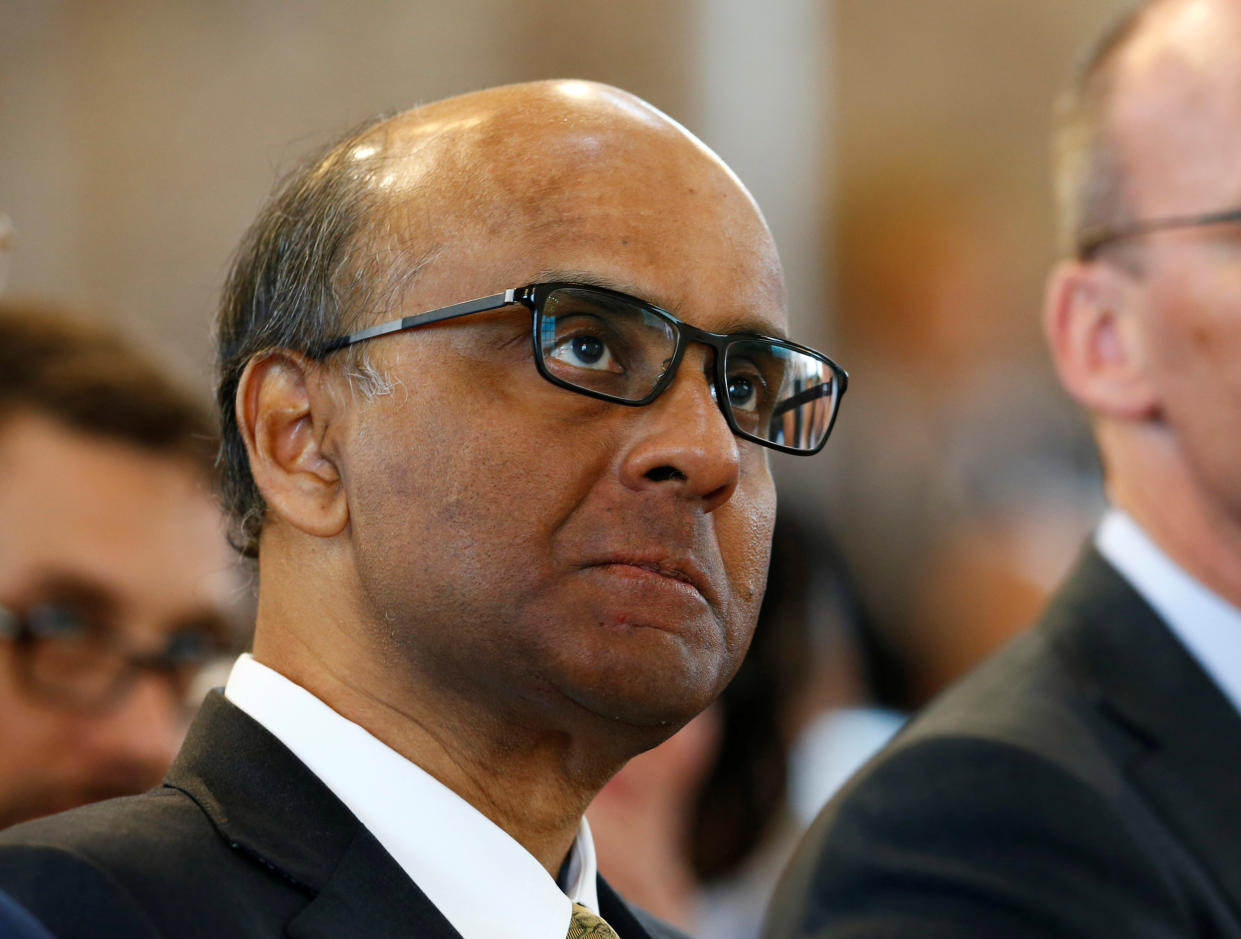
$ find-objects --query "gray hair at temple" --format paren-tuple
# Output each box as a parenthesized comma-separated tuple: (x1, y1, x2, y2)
(1051, 0, 1162, 259)
(216, 117, 428, 558)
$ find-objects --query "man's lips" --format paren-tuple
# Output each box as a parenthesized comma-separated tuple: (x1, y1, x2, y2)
(580, 555, 715, 607)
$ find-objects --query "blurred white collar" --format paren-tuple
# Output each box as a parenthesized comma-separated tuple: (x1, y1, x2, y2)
(1096, 509, 1241, 716)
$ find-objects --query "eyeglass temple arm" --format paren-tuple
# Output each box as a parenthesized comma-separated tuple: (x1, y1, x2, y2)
(1077, 207, 1241, 259)
(316, 289, 519, 355)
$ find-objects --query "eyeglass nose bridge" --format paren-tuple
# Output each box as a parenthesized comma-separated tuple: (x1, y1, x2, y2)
(644, 322, 738, 422)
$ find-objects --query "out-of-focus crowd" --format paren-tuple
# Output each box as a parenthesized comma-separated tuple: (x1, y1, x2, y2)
(2, 1, 1241, 936)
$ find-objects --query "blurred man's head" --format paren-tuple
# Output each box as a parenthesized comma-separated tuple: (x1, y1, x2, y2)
(218, 80, 845, 816)
(0, 301, 236, 828)
(1045, 0, 1241, 602)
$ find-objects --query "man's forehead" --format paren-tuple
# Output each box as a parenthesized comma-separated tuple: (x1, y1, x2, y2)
(356, 82, 698, 198)
(533, 268, 789, 339)
(388, 206, 787, 344)
(370, 82, 696, 154)
(0, 413, 236, 633)
(1110, 0, 1241, 210)
(346, 81, 786, 336)
(357, 82, 767, 240)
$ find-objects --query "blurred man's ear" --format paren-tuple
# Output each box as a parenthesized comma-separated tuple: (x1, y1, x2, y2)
(235, 351, 349, 540)
(1042, 259, 1158, 421)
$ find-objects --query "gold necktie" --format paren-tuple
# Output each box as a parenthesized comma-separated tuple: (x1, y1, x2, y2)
(567, 902, 621, 939)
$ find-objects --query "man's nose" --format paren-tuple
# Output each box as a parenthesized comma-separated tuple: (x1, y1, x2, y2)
(618, 351, 742, 511)
(83, 672, 184, 774)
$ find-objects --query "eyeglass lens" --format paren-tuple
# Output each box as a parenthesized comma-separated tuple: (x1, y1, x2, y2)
(534, 286, 839, 452)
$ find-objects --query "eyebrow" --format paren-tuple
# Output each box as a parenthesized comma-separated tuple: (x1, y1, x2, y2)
(26, 571, 234, 647)
(533, 268, 790, 340)
(26, 572, 120, 621)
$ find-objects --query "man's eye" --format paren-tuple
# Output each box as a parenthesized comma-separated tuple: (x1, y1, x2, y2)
(550, 333, 622, 372)
(726, 372, 762, 412)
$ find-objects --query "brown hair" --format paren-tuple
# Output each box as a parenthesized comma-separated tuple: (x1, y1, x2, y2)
(0, 298, 216, 473)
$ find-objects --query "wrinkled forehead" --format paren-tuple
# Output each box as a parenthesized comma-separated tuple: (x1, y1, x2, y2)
(351, 83, 786, 332)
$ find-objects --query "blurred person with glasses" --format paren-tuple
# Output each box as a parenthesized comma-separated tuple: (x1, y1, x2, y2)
(0, 300, 237, 831)
(0, 81, 844, 939)
(767, 2, 1241, 937)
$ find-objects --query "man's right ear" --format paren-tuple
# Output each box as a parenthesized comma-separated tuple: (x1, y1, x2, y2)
(1041, 259, 1158, 421)
(235, 350, 350, 540)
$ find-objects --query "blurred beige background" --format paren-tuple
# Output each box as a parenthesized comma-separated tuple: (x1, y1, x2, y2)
(2, 0, 1134, 696)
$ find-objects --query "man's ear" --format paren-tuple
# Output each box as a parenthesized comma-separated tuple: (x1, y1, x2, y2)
(236, 350, 349, 540)
(1042, 259, 1158, 421)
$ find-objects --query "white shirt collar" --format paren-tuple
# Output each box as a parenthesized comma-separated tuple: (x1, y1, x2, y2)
(224, 654, 599, 939)
(1095, 508, 1241, 716)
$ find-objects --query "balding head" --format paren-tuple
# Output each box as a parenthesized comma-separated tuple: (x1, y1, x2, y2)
(218, 80, 781, 555)
(1053, 0, 1241, 258)
(1103, 1, 1241, 221)
(347, 81, 770, 251)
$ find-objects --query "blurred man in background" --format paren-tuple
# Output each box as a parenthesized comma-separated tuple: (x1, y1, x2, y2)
(0, 300, 237, 829)
(767, 0, 1241, 935)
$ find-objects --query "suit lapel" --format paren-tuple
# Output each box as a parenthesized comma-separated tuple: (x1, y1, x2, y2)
(165, 693, 460, 936)
(1048, 549, 1241, 916)
(286, 826, 461, 939)
(167, 695, 669, 939)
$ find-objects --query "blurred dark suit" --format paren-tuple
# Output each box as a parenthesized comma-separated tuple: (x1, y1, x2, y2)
(0, 890, 52, 939)
(765, 548, 1241, 938)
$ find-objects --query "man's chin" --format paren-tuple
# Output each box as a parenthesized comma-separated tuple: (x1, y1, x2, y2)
(554, 655, 727, 744)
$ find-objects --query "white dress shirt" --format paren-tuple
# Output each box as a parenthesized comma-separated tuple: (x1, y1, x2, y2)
(224, 654, 600, 939)
(1096, 509, 1241, 717)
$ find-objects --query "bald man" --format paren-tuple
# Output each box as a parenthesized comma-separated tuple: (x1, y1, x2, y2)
(765, 3, 1241, 936)
(0, 82, 846, 939)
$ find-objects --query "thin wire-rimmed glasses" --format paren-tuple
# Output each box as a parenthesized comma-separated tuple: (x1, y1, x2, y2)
(0, 600, 227, 712)
(318, 282, 848, 455)
(1076, 206, 1241, 260)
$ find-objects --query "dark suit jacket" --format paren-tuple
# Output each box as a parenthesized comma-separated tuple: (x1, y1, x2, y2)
(765, 548, 1241, 939)
(0, 692, 686, 939)
(0, 889, 53, 939)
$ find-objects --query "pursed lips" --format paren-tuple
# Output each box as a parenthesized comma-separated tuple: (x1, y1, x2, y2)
(581, 554, 716, 608)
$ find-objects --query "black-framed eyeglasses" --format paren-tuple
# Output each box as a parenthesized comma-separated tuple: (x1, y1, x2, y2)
(1076, 206, 1241, 260)
(0, 600, 227, 711)
(317, 282, 848, 455)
